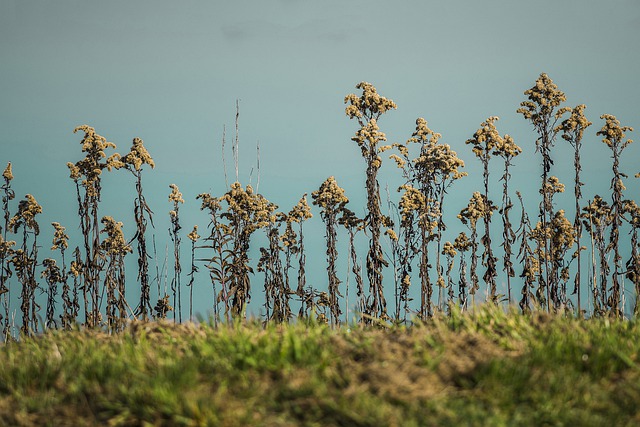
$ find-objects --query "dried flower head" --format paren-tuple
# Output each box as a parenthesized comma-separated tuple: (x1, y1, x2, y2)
(453, 232, 471, 252)
(197, 193, 222, 213)
(466, 116, 503, 159)
(458, 192, 495, 227)
(542, 176, 565, 196)
(496, 134, 522, 158)
(100, 216, 132, 255)
(2, 162, 13, 181)
(312, 176, 349, 211)
(550, 210, 576, 257)
(169, 184, 184, 204)
(288, 194, 313, 223)
(51, 222, 69, 251)
(557, 104, 592, 145)
(338, 207, 363, 230)
(597, 114, 634, 150)
(517, 73, 568, 124)
(442, 241, 457, 258)
(187, 225, 200, 242)
(121, 137, 155, 171)
(624, 200, 640, 228)
(0, 235, 16, 254)
(69, 260, 82, 277)
(344, 81, 397, 121)
(581, 196, 612, 230)
(8, 194, 42, 233)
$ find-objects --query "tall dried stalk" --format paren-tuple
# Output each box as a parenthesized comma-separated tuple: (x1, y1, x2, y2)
(597, 114, 633, 316)
(453, 232, 471, 311)
(199, 183, 275, 320)
(64, 248, 82, 329)
(41, 258, 62, 329)
(186, 226, 200, 320)
(392, 191, 418, 323)
(581, 196, 612, 316)
(109, 137, 156, 321)
(1, 163, 15, 339)
(516, 192, 537, 313)
(285, 196, 313, 319)
(391, 118, 466, 318)
(466, 117, 503, 303)
(442, 241, 456, 313)
(100, 216, 132, 333)
(312, 177, 349, 325)
(623, 201, 640, 315)
(8, 194, 42, 335)
(339, 208, 366, 322)
(197, 194, 231, 322)
(557, 105, 591, 314)
(68, 125, 119, 327)
(345, 82, 397, 320)
(495, 135, 522, 303)
(169, 184, 184, 322)
(538, 176, 568, 310)
(50, 222, 75, 329)
(517, 74, 570, 311)
(458, 192, 494, 309)
(258, 212, 288, 323)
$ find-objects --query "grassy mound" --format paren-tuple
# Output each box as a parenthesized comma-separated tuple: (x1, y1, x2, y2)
(1, 307, 639, 426)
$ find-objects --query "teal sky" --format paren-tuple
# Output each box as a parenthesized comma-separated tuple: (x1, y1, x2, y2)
(2, 0, 640, 318)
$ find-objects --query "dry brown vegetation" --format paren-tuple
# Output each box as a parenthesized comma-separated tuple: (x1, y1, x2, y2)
(0, 73, 639, 339)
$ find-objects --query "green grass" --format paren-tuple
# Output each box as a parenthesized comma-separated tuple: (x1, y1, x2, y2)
(1, 307, 640, 426)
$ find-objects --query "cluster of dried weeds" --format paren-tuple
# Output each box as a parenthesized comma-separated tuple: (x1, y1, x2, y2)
(1, 74, 639, 339)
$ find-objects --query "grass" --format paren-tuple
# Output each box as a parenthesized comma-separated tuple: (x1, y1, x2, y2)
(1, 306, 640, 426)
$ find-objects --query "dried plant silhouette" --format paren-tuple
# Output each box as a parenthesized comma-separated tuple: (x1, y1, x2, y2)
(312, 176, 349, 325)
(345, 82, 397, 321)
(557, 105, 591, 313)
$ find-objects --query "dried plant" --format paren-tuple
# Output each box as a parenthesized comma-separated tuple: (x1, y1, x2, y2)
(540, 176, 568, 310)
(345, 82, 397, 320)
(186, 225, 200, 320)
(109, 137, 156, 321)
(64, 248, 83, 327)
(312, 176, 349, 325)
(442, 241, 456, 313)
(549, 209, 576, 311)
(597, 114, 634, 316)
(100, 216, 133, 332)
(8, 194, 42, 335)
(516, 192, 538, 313)
(389, 190, 417, 323)
(517, 74, 570, 307)
(41, 258, 62, 329)
(494, 135, 522, 303)
(1, 162, 15, 339)
(581, 196, 612, 316)
(391, 118, 466, 317)
(168, 184, 184, 322)
(284, 195, 313, 318)
(458, 192, 495, 308)
(48, 222, 71, 329)
(197, 193, 230, 322)
(623, 200, 640, 315)
(258, 212, 288, 323)
(557, 105, 591, 313)
(68, 125, 119, 327)
(453, 232, 471, 311)
(199, 182, 275, 320)
(339, 208, 366, 323)
(466, 116, 503, 303)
